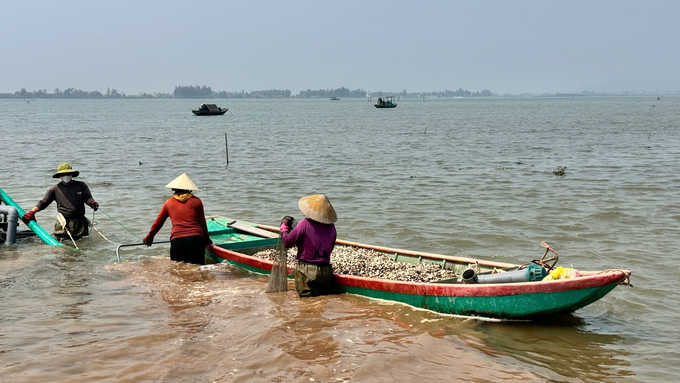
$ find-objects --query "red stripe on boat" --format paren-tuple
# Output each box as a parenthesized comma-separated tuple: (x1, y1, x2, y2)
(208, 245, 629, 297)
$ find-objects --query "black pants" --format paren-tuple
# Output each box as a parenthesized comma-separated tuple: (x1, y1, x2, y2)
(170, 235, 206, 265)
(295, 261, 336, 297)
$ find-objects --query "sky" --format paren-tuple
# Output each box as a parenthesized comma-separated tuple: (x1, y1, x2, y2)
(1, 0, 679, 95)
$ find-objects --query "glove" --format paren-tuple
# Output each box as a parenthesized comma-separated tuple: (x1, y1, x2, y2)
(281, 216, 294, 231)
(22, 210, 36, 224)
(91, 201, 99, 211)
(143, 235, 153, 247)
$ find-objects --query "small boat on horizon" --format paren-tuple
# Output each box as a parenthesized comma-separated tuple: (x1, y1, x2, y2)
(330, 97, 340, 101)
(192, 104, 228, 115)
(375, 96, 397, 108)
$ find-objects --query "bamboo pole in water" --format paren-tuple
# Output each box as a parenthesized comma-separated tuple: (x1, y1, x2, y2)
(225, 133, 229, 164)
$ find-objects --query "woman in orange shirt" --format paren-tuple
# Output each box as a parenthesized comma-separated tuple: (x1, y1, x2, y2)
(143, 173, 211, 265)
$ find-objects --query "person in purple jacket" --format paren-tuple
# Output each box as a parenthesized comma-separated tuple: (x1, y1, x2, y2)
(280, 194, 338, 297)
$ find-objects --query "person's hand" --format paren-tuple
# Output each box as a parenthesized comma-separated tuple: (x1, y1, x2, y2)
(91, 201, 99, 211)
(281, 216, 294, 231)
(22, 211, 36, 224)
(143, 236, 152, 247)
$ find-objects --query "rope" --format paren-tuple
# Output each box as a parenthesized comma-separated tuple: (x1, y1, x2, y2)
(98, 208, 144, 242)
(85, 209, 124, 246)
(90, 219, 117, 245)
(612, 269, 633, 287)
(209, 218, 234, 230)
(595, 269, 633, 287)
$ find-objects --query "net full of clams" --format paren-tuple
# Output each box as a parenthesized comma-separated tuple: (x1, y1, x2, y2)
(252, 245, 459, 283)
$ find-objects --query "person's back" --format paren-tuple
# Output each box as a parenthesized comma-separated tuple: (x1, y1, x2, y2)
(282, 218, 336, 264)
(280, 194, 338, 297)
(143, 173, 210, 265)
(161, 196, 207, 239)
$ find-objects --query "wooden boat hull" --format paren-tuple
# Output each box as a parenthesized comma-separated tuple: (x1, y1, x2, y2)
(192, 109, 227, 115)
(204, 217, 630, 319)
(374, 104, 397, 108)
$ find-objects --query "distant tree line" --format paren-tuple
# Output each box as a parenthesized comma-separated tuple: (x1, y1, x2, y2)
(297, 87, 368, 98)
(173, 85, 213, 98)
(0, 85, 495, 99)
(400, 88, 493, 98)
(172, 86, 293, 98)
(0, 87, 173, 99)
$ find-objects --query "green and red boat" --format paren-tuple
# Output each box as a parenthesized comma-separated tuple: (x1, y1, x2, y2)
(205, 216, 631, 320)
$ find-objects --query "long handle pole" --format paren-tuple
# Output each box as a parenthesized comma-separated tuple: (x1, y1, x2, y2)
(57, 213, 79, 249)
(65, 230, 79, 249)
(116, 241, 171, 262)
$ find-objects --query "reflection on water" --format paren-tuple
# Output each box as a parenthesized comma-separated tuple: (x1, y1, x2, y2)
(279, 299, 341, 362)
(462, 319, 633, 381)
(51, 255, 94, 321)
(114, 257, 218, 333)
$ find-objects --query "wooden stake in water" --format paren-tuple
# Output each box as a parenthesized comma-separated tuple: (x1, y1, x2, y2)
(225, 133, 229, 164)
(266, 233, 288, 293)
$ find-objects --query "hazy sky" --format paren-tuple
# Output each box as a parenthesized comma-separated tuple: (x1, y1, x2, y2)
(2, 0, 678, 94)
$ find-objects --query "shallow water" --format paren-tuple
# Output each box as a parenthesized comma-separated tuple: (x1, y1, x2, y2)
(1, 97, 679, 381)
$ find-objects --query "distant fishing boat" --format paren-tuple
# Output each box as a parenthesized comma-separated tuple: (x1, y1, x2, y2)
(330, 97, 340, 101)
(203, 216, 631, 319)
(192, 104, 228, 115)
(375, 96, 397, 108)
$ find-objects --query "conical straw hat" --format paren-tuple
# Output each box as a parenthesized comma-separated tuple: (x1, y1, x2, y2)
(298, 194, 337, 224)
(165, 173, 199, 191)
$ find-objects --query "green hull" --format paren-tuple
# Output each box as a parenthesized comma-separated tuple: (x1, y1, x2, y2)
(205, 216, 630, 319)
(338, 280, 619, 318)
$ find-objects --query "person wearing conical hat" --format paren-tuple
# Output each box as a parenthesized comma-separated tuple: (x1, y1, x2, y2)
(281, 194, 338, 297)
(143, 173, 212, 265)
(22, 163, 99, 240)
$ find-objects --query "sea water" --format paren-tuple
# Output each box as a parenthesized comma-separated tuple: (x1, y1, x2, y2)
(1, 96, 679, 381)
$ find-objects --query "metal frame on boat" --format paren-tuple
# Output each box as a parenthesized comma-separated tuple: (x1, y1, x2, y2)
(204, 216, 631, 319)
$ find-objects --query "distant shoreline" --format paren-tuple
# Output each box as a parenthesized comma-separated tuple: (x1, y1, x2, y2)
(1, 85, 677, 100)
(2, 94, 675, 101)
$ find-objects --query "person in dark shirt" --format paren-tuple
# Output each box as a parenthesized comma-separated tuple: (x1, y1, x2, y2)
(143, 173, 211, 265)
(22, 163, 99, 239)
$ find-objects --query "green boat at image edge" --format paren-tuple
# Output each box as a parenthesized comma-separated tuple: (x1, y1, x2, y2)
(205, 217, 631, 320)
